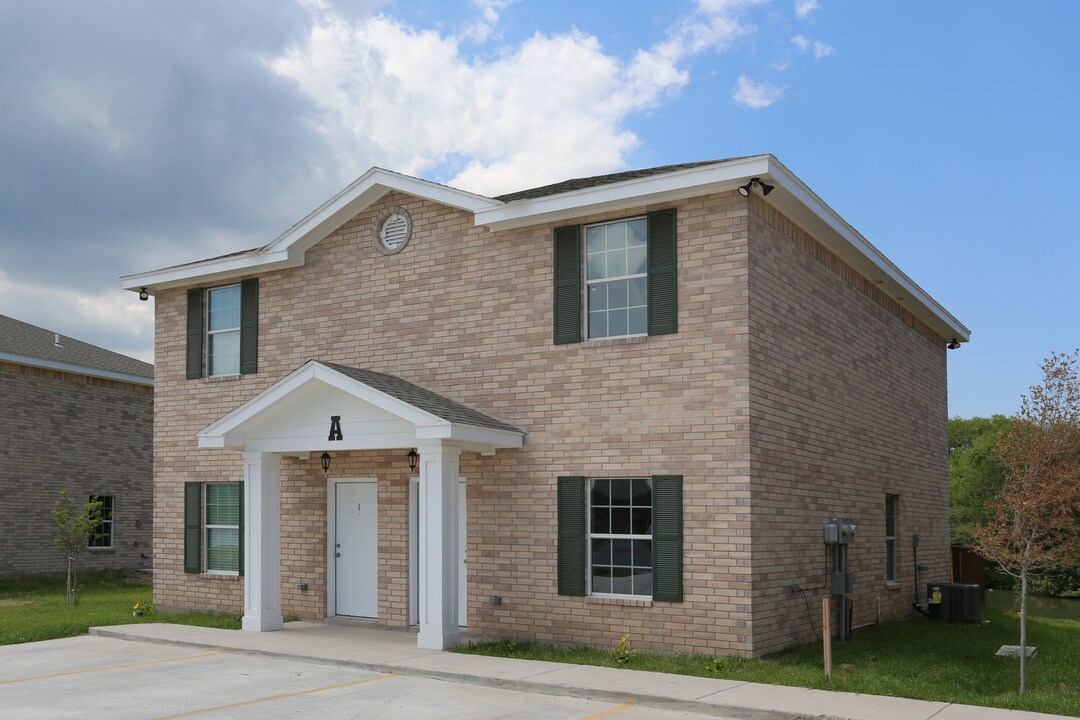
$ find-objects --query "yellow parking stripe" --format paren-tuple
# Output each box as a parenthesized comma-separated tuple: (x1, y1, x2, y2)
(0, 651, 225, 685)
(152, 673, 398, 719)
(580, 701, 636, 720)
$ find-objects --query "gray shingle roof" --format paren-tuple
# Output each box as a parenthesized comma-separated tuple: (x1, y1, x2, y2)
(493, 157, 750, 203)
(320, 362, 523, 434)
(0, 314, 153, 379)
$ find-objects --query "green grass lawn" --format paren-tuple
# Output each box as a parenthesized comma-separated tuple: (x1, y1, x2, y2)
(0, 572, 240, 646)
(455, 591, 1080, 717)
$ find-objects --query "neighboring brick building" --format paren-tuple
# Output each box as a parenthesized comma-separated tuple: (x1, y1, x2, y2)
(122, 155, 968, 657)
(0, 315, 154, 577)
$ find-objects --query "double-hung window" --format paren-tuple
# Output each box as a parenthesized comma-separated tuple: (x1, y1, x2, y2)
(885, 494, 898, 582)
(205, 484, 241, 573)
(558, 475, 682, 602)
(88, 495, 114, 549)
(553, 208, 677, 345)
(585, 219, 648, 339)
(589, 478, 653, 596)
(186, 278, 258, 379)
(207, 285, 241, 376)
(184, 482, 243, 575)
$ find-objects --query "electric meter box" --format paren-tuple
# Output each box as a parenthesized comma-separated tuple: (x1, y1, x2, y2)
(831, 571, 854, 594)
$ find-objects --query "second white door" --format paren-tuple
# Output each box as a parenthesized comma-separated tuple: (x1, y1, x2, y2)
(336, 481, 378, 618)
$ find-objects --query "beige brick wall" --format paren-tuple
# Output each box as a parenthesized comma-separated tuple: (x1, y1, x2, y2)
(0, 361, 153, 577)
(746, 195, 950, 655)
(152, 185, 949, 658)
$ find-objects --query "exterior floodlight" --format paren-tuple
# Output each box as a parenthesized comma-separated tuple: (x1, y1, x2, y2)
(946, 339, 961, 350)
(737, 178, 773, 198)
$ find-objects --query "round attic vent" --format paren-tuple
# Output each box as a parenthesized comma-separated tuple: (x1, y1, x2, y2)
(375, 209, 412, 254)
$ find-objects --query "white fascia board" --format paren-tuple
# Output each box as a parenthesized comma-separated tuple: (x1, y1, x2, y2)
(474, 155, 771, 231)
(120, 249, 300, 294)
(414, 423, 525, 448)
(0, 352, 154, 386)
(763, 157, 971, 341)
(122, 168, 501, 295)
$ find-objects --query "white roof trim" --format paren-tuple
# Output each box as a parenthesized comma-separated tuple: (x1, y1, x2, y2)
(122, 168, 502, 294)
(0, 351, 154, 386)
(474, 154, 969, 341)
(475, 155, 772, 231)
(197, 361, 523, 452)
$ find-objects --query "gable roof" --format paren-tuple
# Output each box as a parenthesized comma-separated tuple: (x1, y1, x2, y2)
(493, 158, 748, 202)
(197, 360, 523, 453)
(0, 314, 153, 385)
(320, 363, 522, 434)
(121, 154, 969, 343)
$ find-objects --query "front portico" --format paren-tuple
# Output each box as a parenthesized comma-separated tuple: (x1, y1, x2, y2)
(197, 361, 524, 649)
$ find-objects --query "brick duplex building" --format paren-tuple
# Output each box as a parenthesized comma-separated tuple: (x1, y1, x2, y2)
(122, 155, 969, 656)
(0, 315, 154, 577)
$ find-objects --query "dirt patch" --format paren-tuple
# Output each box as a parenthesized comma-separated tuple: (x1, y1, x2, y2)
(0, 599, 35, 607)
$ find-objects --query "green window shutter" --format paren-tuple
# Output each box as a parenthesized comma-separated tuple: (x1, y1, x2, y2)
(186, 289, 204, 379)
(652, 475, 683, 602)
(239, 278, 259, 375)
(647, 208, 678, 336)
(553, 225, 582, 345)
(184, 482, 202, 574)
(237, 482, 245, 576)
(557, 476, 586, 596)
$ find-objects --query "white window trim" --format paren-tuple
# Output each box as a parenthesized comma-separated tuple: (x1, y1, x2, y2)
(583, 216, 648, 342)
(587, 477, 653, 600)
(885, 494, 898, 583)
(206, 284, 241, 377)
(204, 484, 240, 576)
(88, 495, 114, 550)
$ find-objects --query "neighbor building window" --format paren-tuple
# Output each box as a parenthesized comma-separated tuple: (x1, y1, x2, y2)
(206, 285, 241, 376)
(205, 483, 241, 573)
(88, 495, 114, 549)
(885, 494, 898, 582)
(585, 218, 648, 339)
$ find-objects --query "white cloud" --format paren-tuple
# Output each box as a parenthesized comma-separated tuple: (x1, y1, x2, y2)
(732, 75, 786, 109)
(769, 61, 791, 72)
(794, 0, 820, 18)
(0, 270, 154, 362)
(792, 34, 834, 58)
(270, 0, 767, 195)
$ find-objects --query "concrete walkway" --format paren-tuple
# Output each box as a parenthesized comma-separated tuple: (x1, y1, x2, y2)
(90, 622, 1069, 720)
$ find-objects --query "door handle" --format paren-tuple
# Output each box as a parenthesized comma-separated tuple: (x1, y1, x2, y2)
(335, 552, 341, 557)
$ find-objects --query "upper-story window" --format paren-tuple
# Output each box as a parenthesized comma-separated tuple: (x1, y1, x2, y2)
(185, 279, 258, 379)
(553, 208, 677, 345)
(207, 285, 241, 376)
(585, 219, 648, 340)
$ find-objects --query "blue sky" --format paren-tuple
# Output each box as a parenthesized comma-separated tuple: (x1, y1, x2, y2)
(0, 0, 1076, 418)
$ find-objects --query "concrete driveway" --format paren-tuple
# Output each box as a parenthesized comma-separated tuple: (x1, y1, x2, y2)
(0, 635, 729, 720)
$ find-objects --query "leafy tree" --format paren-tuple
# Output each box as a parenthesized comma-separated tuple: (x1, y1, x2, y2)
(52, 491, 104, 607)
(948, 415, 1011, 544)
(971, 351, 1080, 694)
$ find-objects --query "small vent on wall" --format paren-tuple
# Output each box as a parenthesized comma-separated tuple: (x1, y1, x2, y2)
(380, 214, 409, 250)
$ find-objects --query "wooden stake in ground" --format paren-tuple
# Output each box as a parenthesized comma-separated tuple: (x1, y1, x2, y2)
(823, 597, 832, 681)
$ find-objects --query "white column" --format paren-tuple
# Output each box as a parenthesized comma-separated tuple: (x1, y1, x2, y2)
(417, 441, 461, 650)
(242, 451, 283, 632)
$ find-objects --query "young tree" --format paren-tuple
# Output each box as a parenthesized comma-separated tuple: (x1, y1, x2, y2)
(52, 491, 104, 607)
(971, 351, 1080, 694)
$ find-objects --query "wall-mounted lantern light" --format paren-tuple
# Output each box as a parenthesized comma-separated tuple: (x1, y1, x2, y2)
(321, 451, 331, 477)
(407, 448, 419, 472)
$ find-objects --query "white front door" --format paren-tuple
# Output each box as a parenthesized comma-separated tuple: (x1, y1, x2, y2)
(335, 481, 378, 618)
(410, 478, 466, 627)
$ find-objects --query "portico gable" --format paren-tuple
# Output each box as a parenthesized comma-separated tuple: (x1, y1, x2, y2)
(196, 360, 524, 649)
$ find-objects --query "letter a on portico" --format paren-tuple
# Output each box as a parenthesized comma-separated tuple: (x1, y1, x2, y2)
(196, 360, 524, 649)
